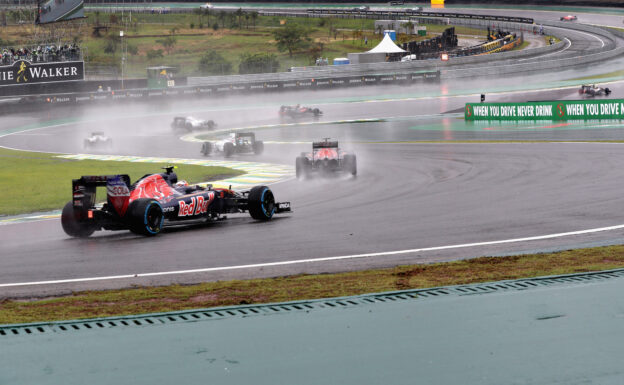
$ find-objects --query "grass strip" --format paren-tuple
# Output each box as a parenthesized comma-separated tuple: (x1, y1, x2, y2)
(2, 245, 624, 324)
(0, 147, 243, 216)
(570, 69, 624, 82)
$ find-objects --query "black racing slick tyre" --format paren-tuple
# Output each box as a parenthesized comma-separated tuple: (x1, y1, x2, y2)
(201, 142, 213, 156)
(344, 154, 357, 176)
(605, 88, 612, 95)
(61, 201, 95, 238)
(223, 142, 234, 157)
(253, 140, 264, 155)
(248, 186, 276, 221)
(128, 198, 164, 236)
(313, 108, 321, 116)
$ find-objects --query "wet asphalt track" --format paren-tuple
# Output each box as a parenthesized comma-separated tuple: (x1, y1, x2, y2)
(3, 7, 624, 296)
(3, 81, 624, 297)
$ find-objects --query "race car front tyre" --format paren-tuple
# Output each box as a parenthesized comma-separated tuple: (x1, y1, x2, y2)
(128, 198, 164, 236)
(207, 120, 216, 129)
(223, 142, 234, 157)
(201, 142, 213, 156)
(605, 88, 612, 95)
(344, 154, 357, 176)
(61, 201, 96, 238)
(253, 140, 264, 155)
(248, 186, 275, 221)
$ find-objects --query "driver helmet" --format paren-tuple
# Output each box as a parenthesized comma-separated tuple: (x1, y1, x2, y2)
(175, 180, 189, 188)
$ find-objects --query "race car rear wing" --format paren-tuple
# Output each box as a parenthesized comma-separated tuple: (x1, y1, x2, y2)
(312, 141, 338, 148)
(72, 174, 131, 209)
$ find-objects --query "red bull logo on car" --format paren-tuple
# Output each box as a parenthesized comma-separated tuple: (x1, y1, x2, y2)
(178, 193, 214, 217)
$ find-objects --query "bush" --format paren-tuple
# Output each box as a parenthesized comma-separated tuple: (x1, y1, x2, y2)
(213, 22, 219, 31)
(103, 35, 118, 54)
(127, 43, 138, 56)
(239, 52, 279, 74)
(146, 49, 164, 60)
(190, 23, 194, 29)
(198, 50, 232, 75)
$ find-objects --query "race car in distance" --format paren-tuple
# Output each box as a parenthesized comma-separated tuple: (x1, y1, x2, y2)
(296, 139, 356, 179)
(279, 105, 323, 120)
(201, 132, 264, 157)
(171, 116, 216, 131)
(560, 15, 577, 21)
(61, 166, 290, 237)
(352, 5, 369, 11)
(84, 132, 112, 149)
(579, 84, 612, 97)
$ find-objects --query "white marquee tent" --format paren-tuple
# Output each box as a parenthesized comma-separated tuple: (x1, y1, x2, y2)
(366, 33, 407, 54)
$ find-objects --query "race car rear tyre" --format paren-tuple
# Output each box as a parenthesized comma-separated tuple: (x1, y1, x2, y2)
(61, 201, 96, 238)
(253, 140, 264, 155)
(296, 156, 309, 179)
(201, 142, 213, 156)
(128, 199, 164, 236)
(344, 154, 357, 176)
(185, 122, 193, 131)
(223, 142, 234, 157)
(248, 186, 275, 221)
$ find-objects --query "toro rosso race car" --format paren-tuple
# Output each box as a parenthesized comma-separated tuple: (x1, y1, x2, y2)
(84, 132, 112, 149)
(279, 105, 322, 119)
(171, 116, 216, 131)
(201, 132, 264, 157)
(61, 166, 290, 237)
(579, 84, 612, 97)
(296, 139, 357, 178)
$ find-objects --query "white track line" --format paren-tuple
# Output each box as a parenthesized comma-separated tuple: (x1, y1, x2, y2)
(2, 223, 624, 288)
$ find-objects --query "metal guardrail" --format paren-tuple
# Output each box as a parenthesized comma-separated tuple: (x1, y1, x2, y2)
(0, 69, 440, 114)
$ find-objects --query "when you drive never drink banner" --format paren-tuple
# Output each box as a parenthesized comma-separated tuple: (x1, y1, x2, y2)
(465, 100, 624, 121)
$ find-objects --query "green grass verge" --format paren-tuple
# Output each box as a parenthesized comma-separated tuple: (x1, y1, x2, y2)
(2, 245, 624, 324)
(0, 147, 243, 216)
(569, 69, 624, 82)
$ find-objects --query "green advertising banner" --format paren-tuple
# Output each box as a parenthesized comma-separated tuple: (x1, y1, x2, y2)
(465, 100, 624, 121)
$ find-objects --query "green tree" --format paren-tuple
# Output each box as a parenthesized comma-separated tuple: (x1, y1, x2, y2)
(157, 30, 177, 55)
(250, 11, 258, 30)
(308, 42, 324, 64)
(401, 21, 414, 35)
(146, 49, 164, 60)
(272, 23, 310, 57)
(103, 33, 119, 54)
(239, 52, 279, 74)
(218, 10, 227, 28)
(198, 50, 232, 75)
(234, 8, 244, 29)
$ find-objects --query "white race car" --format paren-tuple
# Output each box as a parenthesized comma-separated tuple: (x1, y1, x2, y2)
(201, 132, 264, 158)
(171, 116, 216, 131)
(84, 132, 112, 149)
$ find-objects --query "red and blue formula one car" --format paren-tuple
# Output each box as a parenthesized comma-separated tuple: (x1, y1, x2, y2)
(61, 166, 290, 237)
(295, 139, 357, 179)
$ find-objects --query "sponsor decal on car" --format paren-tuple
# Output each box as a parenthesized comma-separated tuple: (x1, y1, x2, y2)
(178, 193, 214, 217)
(107, 175, 130, 216)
